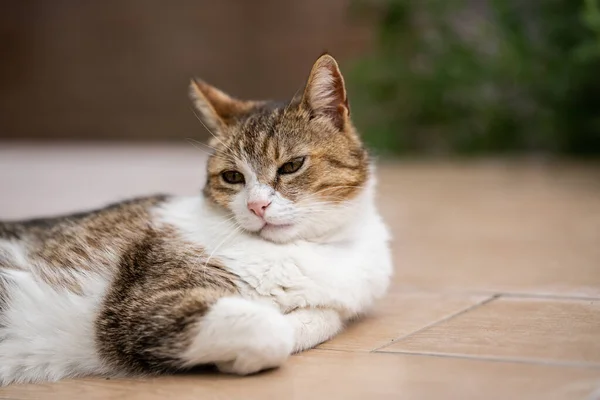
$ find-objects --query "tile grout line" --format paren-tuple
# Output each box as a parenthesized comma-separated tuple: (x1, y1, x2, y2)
(498, 292, 600, 302)
(310, 347, 359, 354)
(370, 293, 501, 353)
(373, 350, 600, 370)
(390, 288, 600, 302)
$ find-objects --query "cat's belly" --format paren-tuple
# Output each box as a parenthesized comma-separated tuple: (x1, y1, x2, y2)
(0, 266, 111, 384)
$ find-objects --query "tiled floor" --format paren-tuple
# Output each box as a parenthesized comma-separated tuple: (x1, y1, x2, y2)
(0, 145, 599, 399)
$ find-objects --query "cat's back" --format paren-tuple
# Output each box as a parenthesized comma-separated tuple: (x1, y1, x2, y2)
(0, 195, 169, 273)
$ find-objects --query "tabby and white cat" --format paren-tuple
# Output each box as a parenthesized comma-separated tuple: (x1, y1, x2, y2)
(0, 54, 392, 385)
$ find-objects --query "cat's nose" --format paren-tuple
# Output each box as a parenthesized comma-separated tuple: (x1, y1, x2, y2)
(247, 200, 271, 218)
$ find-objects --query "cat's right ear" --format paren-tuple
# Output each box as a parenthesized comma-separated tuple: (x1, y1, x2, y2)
(301, 54, 350, 131)
(189, 79, 256, 136)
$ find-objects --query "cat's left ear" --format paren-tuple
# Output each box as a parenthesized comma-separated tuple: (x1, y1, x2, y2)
(189, 79, 257, 136)
(301, 53, 350, 131)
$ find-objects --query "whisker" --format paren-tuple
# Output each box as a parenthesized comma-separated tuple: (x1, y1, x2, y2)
(293, 186, 365, 204)
(293, 201, 356, 212)
(296, 193, 362, 204)
(208, 214, 238, 231)
(186, 137, 219, 152)
(184, 219, 240, 280)
(302, 195, 358, 203)
(200, 224, 243, 280)
(310, 185, 365, 196)
(299, 205, 355, 213)
(304, 200, 354, 207)
(185, 138, 237, 164)
(186, 139, 220, 158)
(188, 224, 236, 279)
(189, 106, 237, 156)
(283, 83, 304, 115)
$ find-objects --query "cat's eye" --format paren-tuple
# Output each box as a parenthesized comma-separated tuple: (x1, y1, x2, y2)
(278, 157, 305, 175)
(221, 170, 245, 184)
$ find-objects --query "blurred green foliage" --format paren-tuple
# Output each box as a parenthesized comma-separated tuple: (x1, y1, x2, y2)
(348, 0, 600, 156)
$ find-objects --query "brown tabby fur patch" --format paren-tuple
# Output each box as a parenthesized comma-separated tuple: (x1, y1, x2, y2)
(96, 227, 238, 373)
(0, 196, 239, 373)
(1, 196, 168, 294)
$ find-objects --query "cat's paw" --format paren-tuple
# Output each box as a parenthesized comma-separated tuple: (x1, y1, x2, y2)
(214, 300, 294, 375)
(250, 259, 300, 297)
(214, 325, 294, 376)
(269, 285, 309, 313)
(249, 260, 315, 313)
(182, 297, 294, 375)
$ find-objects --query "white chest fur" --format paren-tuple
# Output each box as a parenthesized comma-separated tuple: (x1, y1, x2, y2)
(158, 190, 393, 320)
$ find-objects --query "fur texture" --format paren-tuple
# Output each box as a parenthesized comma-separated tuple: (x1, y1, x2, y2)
(0, 54, 392, 385)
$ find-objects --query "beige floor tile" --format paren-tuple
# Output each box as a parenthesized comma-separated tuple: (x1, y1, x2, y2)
(383, 296, 600, 366)
(377, 162, 600, 297)
(2, 351, 599, 400)
(319, 291, 490, 351)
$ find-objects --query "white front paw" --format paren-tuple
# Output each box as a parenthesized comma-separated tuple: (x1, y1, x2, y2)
(250, 260, 315, 313)
(183, 297, 294, 375)
(215, 322, 294, 376)
(269, 285, 309, 313)
(251, 259, 299, 296)
(215, 321, 294, 375)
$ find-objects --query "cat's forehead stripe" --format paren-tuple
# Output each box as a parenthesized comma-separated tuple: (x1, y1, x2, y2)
(237, 108, 285, 163)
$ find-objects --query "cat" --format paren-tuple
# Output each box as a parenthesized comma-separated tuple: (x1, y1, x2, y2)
(0, 54, 392, 385)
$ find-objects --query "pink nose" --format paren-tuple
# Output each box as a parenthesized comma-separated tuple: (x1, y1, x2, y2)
(247, 200, 271, 218)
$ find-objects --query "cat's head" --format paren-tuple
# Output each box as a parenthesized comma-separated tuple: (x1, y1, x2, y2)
(191, 54, 370, 243)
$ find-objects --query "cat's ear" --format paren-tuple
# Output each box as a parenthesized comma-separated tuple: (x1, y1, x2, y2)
(189, 79, 256, 135)
(301, 53, 350, 131)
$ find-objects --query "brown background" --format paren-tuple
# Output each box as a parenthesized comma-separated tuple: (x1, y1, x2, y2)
(0, 0, 372, 141)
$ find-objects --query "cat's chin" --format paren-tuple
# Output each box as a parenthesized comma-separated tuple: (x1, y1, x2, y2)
(258, 223, 298, 243)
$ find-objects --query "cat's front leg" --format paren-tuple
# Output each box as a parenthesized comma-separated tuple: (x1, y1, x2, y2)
(284, 308, 344, 352)
(270, 238, 392, 317)
(247, 257, 330, 313)
(239, 245, 357, 313)
(97, 277, 294, 376)
(189, 296, 294, 375)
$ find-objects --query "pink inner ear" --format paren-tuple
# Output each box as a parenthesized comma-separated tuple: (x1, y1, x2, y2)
(306, 60, 349, 130)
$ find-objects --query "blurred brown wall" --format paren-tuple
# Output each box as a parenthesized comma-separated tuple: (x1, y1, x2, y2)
(0, 0, 372, 141)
